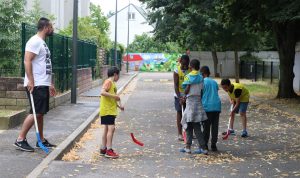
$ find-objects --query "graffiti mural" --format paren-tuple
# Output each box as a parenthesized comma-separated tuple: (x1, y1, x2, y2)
(123, 53, 181, 72)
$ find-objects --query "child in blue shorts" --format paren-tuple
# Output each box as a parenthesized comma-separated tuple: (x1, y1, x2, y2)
(221, 79, 250, 137)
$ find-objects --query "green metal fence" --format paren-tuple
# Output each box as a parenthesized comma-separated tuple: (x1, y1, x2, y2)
(21, 23, 97, 93)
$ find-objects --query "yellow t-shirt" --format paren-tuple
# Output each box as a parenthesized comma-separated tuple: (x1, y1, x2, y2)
(177, 65, 190, 93)
(228, 83, 250, 102)
(100, 79, 118, 116)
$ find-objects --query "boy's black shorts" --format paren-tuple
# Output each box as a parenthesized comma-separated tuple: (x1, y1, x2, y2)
(26, 86, 49, 114)
(101, 115, 116, 125)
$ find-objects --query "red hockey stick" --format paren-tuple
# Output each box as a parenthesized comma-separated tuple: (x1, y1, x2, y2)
(130, 133, 144, 146)
(222, 117, 231, 140)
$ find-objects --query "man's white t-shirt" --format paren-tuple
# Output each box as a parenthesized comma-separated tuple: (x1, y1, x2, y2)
(24, 35, 52, 87)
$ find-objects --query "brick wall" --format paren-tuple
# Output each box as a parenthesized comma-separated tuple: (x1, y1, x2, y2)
(0, 67, 94, 109)
(0, 78, 28, 110)
(100, 65, 110, 81)
(77, 68, 92, 94)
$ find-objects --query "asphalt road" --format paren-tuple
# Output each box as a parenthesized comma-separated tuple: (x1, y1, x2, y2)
(40, 72, 300, 178)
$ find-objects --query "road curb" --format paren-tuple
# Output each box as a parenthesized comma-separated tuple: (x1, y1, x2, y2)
(27, 72, 138, 178)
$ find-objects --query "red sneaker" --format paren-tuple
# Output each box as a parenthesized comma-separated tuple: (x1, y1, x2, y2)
(105, 149, 119, 159)
(100, 148, 107, 156)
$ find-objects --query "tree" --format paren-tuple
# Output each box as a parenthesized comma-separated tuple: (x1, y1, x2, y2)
(24, 0, 56, 25)
(222, 0, 300, 98)
(90, 3, 110, 36)
(59, 3, 110, 49)
(0, 0, 24, 73)
(127, 33, 183, 53)
(141, 0, 263, 80)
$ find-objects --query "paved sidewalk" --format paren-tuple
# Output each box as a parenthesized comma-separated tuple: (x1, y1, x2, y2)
(0, 72, 136, 178)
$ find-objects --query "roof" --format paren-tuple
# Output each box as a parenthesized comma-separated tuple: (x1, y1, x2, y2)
(108, 3, 149, 22)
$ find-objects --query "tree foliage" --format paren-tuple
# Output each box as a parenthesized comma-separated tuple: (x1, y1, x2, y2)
(59, 3, 110, 49)
(222, 0, 300, 98)
(127, 33, 183, 53)
(140, 0, 274, 80)
(141, 0, 299, 98)
(0, 0, 24, 71)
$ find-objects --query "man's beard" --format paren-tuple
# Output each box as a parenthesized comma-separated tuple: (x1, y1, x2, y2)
(47, 31, 54, 36)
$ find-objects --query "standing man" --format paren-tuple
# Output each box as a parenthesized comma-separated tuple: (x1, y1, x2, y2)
(220, 79, 250, 137)
(14, 18, 56, 152)
(200, 66, 221, 151)
(173, 55, 190, 141)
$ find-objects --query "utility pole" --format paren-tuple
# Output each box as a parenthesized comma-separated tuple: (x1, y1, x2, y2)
(114, 0, 118, 67)
(71, 0, 78, 104)
(126, 0, 130, 73)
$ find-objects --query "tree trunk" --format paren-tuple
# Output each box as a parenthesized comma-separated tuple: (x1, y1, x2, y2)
(211, 50, 220, 77)
(234, 50, 240, 83)
(273, 22, 298, 98)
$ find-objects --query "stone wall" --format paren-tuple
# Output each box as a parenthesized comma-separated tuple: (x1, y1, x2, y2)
(190, 51, 280, 77)
(0, 78, 28, 110)
(0, 67, 94, 109)
(98, 48, 106, 66)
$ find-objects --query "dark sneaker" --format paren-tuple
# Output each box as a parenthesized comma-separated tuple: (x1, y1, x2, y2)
(211, 144, 218, 152)
(100, 147, 107, 156)
(222, 129, 236, 135)
(36, 139, 56, 148)
(241, 130, 248, 138)
(105, 149, 119, 159)
(14, 139, 34, 152)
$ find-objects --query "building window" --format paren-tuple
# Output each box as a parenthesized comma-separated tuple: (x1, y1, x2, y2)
(128, 12, 135, 20)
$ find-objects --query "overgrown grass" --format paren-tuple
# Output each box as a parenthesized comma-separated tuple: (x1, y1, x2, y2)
(244, 82, 278, 99)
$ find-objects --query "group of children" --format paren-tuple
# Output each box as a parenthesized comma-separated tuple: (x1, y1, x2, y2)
(99, 54, 250, 159)
(174, 54, 250, 155)
(174, 55, 221, 154)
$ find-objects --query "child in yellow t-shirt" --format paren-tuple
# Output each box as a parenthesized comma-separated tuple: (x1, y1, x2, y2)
(99, 67, 124, 159)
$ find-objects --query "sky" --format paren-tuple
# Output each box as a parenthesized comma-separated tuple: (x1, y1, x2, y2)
(90, 0, 143, 16)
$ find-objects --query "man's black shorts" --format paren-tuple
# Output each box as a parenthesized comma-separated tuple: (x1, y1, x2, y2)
(101, 115, 116, 125)
(26, 86, 49, 114)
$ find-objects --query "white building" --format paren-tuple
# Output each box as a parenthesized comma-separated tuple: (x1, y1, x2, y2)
(108, 3, 154, 46)
(24, 0, 90, 30)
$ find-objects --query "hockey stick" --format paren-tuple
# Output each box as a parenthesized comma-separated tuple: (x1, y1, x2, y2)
(222, 117, 231, 140)
(118, 100, 143, 147)
(223, 104, 234, 140)
(182, 105, 187, 143)
(130, 133, 144, 146)
(29, 93, 49, 154)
